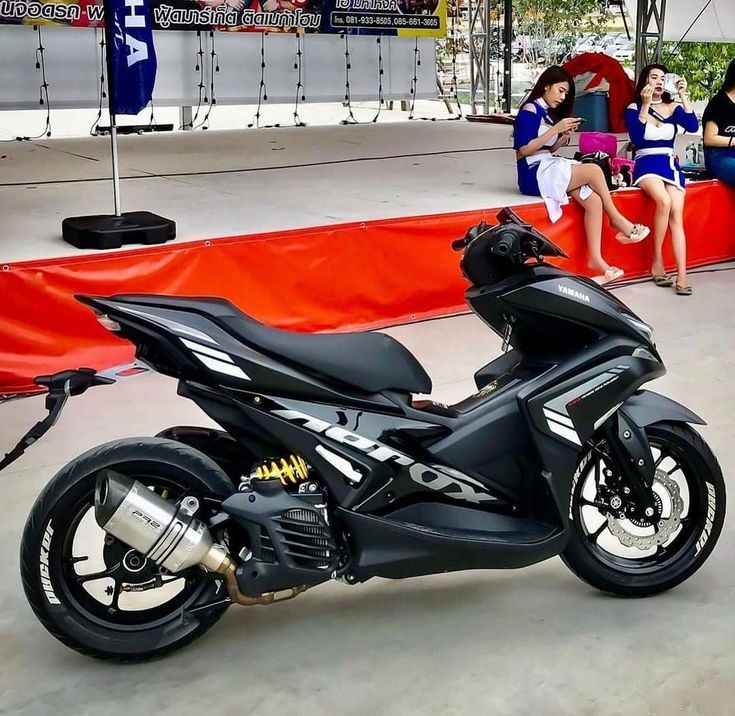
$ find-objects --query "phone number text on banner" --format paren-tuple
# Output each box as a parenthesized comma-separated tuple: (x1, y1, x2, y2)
(0, 0, 447, 36)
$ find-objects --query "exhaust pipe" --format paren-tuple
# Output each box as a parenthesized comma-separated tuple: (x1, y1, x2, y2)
(94, 470, 308, 606)
(94, 470, 233, 574)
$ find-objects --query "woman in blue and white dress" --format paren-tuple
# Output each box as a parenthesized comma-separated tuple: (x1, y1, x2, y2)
(626, 64, 699, 295)
(515, 66, 649, 285)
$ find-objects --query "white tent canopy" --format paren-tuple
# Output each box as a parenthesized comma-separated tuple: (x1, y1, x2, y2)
(625, 0, 735, 43)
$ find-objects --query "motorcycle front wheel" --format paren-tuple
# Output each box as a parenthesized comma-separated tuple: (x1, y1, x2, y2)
(21, 438, 237, 662)
(562, 422, 726, 597)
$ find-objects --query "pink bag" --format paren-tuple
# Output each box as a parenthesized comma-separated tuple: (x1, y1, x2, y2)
(579, 131, 618, 157)
(611, 157, 634, 174)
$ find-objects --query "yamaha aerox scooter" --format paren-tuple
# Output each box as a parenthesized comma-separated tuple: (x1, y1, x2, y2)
(5, 208, 725, 661)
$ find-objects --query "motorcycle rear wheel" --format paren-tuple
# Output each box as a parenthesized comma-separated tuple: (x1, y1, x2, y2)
(562, 422, 725, 597)
(21, 437, 236, 662)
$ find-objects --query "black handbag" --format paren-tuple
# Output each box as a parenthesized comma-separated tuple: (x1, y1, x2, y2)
(574, 150, 617, 190)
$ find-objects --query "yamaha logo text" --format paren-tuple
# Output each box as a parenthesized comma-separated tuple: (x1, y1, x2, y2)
(558, 285, 591, 303)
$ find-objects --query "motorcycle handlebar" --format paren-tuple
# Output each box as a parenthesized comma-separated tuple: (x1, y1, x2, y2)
(490, 229, 516, 258)
(452, 209, 568, 262)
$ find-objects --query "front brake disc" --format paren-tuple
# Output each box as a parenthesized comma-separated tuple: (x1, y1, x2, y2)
(607, 469, 685, 550)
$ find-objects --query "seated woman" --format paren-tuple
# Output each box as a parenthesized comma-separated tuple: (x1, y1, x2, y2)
(625, 64, 699, 295)
(702, 59, 735, 187)
(514, 66, 649, 285)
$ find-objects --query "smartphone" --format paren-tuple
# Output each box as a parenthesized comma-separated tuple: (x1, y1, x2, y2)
(663, 73, 680, 96)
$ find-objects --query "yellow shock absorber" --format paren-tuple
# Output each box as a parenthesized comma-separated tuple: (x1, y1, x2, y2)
(251, 454, 310, 486)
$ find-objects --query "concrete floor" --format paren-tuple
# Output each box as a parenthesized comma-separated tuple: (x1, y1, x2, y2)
(1, 268, 734, 715)
(0, 121, 556, 264)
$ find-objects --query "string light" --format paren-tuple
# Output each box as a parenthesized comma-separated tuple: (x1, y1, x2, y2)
(293, 32, 306, 127)
(194, 31, 220, 130)
(341, 33, 359, 125)
(248, 33, 271, 128)
(1, 25, 52, 142)
(31, 26, 52, 138)
(181, 31, 207, 130)
(408, 37, 421, 120)
(370, 36, 385, 123)
(90, 29, 106, 136)
(447, 0, 463, 119)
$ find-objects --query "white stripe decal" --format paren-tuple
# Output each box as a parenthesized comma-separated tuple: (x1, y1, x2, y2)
(181, 338, 234, 363)
(115, 305, 218, 344)
(547, 420, 582, 446)
(315, 446, 363, 484)
(194, 354, 251, 380)
(543, 408, 575, 429)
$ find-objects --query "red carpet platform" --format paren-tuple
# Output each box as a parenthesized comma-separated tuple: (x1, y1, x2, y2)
(2, 180, 734, 395)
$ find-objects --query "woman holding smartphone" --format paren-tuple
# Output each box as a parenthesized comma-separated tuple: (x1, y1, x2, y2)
(515, 66, 649, 285)
(626, 64, 699, 295)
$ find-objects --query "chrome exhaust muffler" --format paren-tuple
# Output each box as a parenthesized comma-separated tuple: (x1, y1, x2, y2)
(94, 470, 308, 606)
(94, 470, 233, 574)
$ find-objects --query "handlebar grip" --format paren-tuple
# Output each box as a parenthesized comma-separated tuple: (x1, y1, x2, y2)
(491, 230, 516, 257)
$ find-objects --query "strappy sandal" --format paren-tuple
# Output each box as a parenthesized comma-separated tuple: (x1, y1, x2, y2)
(616, 224, 650, 244)
(675, 282, 693, 296)
(652, 274, 674, 287)
(591, 266, 624, 285)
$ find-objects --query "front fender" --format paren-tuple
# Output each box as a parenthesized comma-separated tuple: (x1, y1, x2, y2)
(600, 390, 705, 508)
(620, 390, 706, 428)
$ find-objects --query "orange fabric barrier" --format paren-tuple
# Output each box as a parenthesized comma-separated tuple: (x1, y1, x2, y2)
(2, 180, 734, 395)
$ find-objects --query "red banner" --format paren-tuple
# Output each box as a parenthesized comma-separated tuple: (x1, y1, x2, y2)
(2, 181, 734, 395)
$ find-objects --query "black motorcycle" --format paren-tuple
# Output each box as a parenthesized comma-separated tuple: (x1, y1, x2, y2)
(5, 208, 725, 662)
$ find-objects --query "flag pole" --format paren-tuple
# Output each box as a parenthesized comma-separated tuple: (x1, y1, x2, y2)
(102, 0, 122, 217)
(61, 0, 175, 250)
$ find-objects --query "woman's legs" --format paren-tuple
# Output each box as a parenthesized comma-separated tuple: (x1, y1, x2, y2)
(571, 189, 608, 273)
(637, 177, 672, 277)
(567, 163, 637, 236)
(666, 184, 688, 286)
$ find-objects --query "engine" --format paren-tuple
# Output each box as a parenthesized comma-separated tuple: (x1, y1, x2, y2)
(93, 455, 339, 606)
(226, 476, 338, 598)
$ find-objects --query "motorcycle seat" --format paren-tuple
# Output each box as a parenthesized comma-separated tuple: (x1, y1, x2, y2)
(113, 295, 433, 395)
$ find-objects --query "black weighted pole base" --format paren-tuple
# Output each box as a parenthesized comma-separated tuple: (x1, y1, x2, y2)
(62, 211, 176, 250)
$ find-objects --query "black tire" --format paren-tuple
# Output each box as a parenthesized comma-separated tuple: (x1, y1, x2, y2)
(21, 437, 237, 662)
(562, 423, 726, 597)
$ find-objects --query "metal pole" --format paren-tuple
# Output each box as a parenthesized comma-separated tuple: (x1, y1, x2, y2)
(634, 0, 645, 78)
(468, 0, 476, 113)
(635, 0, 667, 79)
(468, 0, 490, 115)
(502, 0, 512, 113)
(102, 0, 122, 217)
(655, 0, 667, 62)
(483, 2, 490, 114)
(109, 125, 122, 217)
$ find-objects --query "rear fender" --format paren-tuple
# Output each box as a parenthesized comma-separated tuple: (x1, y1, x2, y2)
(154, 426, 254, 485)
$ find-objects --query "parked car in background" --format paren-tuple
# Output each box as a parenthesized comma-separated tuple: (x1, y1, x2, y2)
(573, 33, 600, 56)
(612, 40, 635, 63)
(599, 32, 628, 55)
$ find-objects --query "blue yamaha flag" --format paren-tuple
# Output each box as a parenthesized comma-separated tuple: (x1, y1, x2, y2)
(107, 0, 157, 115)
